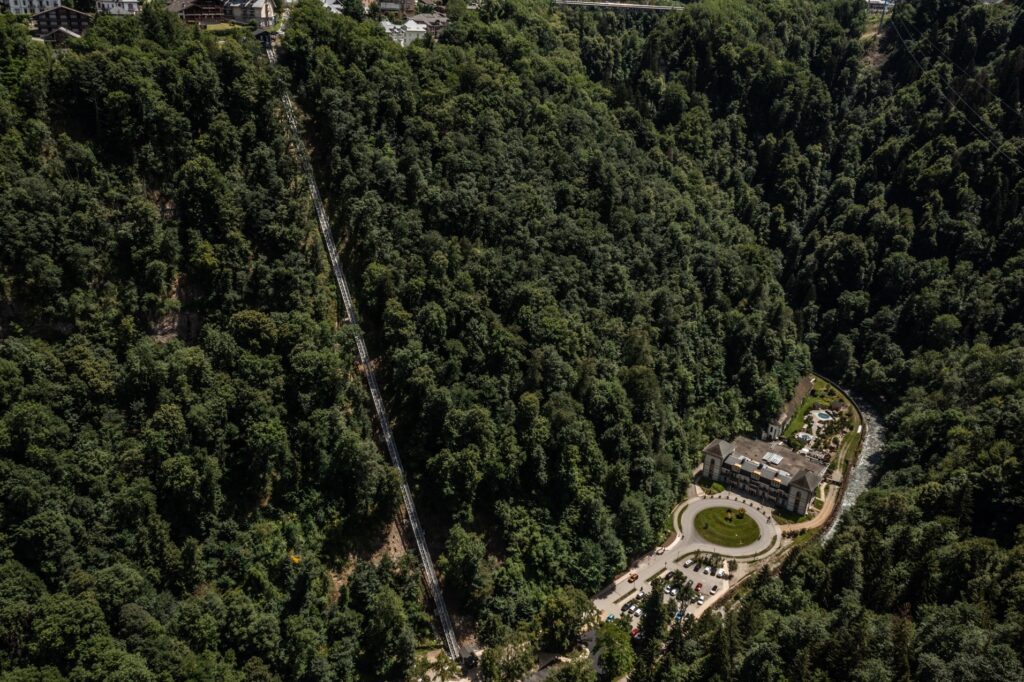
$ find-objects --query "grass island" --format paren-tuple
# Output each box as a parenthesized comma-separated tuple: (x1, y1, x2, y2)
(694, 507, 761, 547)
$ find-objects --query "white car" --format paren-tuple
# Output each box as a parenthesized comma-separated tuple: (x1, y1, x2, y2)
(634, 609, 643, 619)
(671, 588, 678, 596)
(656, 547, 666, 555)
(663, 585, 671, 594)
(683, 559, 694, 568)
(628, 604, 637, 614)
(716, 568, 726, 578)
(698, 596, 705, 605)
(703, 566, 712, 575)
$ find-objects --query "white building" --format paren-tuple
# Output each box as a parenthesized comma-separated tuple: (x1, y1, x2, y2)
(380, 18, 426, 47)
(97, 0, 141, 15)
(2, 0, 59, 15)
(224, 0, 274, 26)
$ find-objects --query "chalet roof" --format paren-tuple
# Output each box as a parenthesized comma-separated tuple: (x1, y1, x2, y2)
(32, 4, 91, 17)
(410, 12, 447, 24)
(36, 26, 82, 40)
(167, 0, 223, 12)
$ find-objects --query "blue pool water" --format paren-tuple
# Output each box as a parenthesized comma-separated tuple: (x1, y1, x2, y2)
(817, 411, 833, 421)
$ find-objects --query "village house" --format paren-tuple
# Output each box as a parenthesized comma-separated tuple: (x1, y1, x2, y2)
(31, 4, 91, 40)
(97, 0, 141, 15)
(380, 17, 426, 47)
(702, 436, 825, 515)
(2, 0, 58, 15)
(224, 0, 274, 26)
(167, 0, 225, 24)
(408, 12, 447, 38)
(376, 0, 414, 13)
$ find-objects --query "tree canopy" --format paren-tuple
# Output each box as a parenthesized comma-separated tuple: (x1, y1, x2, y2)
(3, 0, 1024, 679)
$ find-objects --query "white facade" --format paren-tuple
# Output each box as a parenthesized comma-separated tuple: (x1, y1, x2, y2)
(225, 0, 274, 26)
(2, 0, 59, 15)
(97, 0, 141, 14)
(381, 18, 426, 47)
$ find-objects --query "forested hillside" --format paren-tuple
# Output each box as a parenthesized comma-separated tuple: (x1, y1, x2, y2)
(573, 1, 1024, 680)
(0, 10, 430, 680)
(282, 0, 810, 647)
(3, 0, 1024, 680)
(281, 0, 1024, 679)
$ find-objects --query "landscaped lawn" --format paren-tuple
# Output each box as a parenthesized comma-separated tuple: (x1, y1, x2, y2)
(694, 507, 761, 547)
(773, 508, 813, 525)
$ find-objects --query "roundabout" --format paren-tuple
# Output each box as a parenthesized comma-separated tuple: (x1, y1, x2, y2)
(593, 490, 782, 621)
(676, 495, 779, 558)
(693, 506, 760, 547)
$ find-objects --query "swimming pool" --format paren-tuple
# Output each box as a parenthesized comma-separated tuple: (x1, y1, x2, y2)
(817, 411, 833, 421)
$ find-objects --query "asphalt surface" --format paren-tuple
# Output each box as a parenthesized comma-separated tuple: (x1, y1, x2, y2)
(594, 492, 781, 621)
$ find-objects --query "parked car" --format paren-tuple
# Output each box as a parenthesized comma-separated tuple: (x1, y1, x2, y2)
(665, 570, 676, 579)
(628, 604, 637, 615)
(693, 563, 702, 572)
(606, 614, 616, 622)
(631, 627, 639, 638)
(703, 565, 712, 575)
(683, 559, 694, 568)
(663, 585, 671, 594)
(686, 579, 694, 589)
(627, 573, 639, 583)
(698, 595, 705, 605)
(635, 609, 643, 619)
(671, 587, 678, 597)
(656, 547, 666, 555)
(716, 568, 726, 578)
(711, 584, 720, 594)
(674, 610, 683, 622)
(695, 583, 703, 592)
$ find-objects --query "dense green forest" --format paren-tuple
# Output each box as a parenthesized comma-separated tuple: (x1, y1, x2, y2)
(0, 9, 433, 681)
(2, 0, 1024, 679)
(282, 0, 809, 647)
(278, 0, 1024, 679)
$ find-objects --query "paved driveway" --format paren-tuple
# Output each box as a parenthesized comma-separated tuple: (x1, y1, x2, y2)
(594, 491, 780, 620)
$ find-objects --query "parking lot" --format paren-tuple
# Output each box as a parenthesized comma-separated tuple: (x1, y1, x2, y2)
(607, 558, 732, 634)
(593, 492, 780, 625)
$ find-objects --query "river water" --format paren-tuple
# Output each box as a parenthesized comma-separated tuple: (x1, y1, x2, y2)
(822, 397, 886, 542)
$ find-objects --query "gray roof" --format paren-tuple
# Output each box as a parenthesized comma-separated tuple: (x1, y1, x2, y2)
(703, 438, 735, 458)
(790, 469, 822, 491)
(715, 435, 825, 490)
(410, 12, 448, 24)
